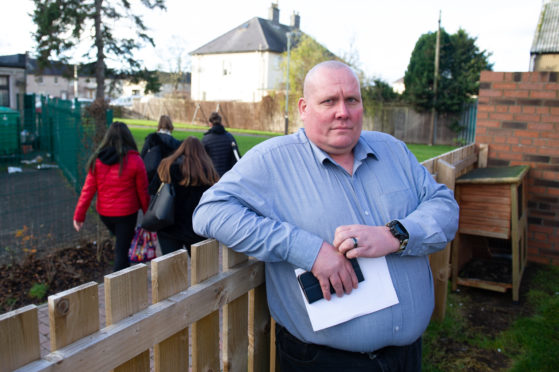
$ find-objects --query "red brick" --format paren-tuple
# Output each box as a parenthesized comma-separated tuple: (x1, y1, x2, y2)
(510, 106, 522, 113)
(480, 89, 503, 97)
(551, 107, 559, 115)
(480, 71, 504, 82)
(507, 136, 519, 144)
(477, 112, 489, 119)
(514, 113, 541, 122)
(520, 138, 534, 145)
(490, 112, 515, 121)
(514, 130, 540, 138)
(492, 143, 511, 152)
(477, 119, 501, 128)
(527, 255, 552, 265)
(530, 90, 557, 99)
(544, 83, 559, 90)
(478, 105, 495, 112)
(493, 82, 517, 90)
(541, 115, 559, 123)
(528, 123, 554, 131)
(535, 107, 550, 115)
(522, 106, 536, 114)
(503, 90, 530, 98)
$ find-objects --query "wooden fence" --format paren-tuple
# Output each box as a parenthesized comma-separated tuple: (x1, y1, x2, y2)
(1, 143, 486, 371)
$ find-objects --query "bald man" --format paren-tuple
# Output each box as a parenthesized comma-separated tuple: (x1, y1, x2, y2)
(193, 61, 458, 371)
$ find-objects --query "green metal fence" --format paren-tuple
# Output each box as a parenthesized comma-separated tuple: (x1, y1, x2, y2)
(0, 95, 113, 264)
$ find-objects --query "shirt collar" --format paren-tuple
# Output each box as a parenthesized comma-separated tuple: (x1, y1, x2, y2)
(298, 128, 379, 166)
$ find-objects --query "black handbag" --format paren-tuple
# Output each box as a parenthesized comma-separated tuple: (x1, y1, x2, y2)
(141, 182, 175, 231)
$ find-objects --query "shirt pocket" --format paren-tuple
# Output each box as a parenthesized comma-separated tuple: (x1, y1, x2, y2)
(378, 187, 418, 221)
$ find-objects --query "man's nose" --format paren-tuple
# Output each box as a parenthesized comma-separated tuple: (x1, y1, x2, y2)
(335, 101, 349, 119)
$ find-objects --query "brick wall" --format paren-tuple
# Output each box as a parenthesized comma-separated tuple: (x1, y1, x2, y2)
(476, 71, 559, 265)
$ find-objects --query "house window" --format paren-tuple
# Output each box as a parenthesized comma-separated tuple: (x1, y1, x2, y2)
(0, 76, 9, 107)
(35, 76, 43, 84)
(54, 76, 58, 84)
(222, 61, 231, 76)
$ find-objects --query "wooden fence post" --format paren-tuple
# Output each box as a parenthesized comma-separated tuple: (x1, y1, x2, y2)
(430, 158, 456, 321)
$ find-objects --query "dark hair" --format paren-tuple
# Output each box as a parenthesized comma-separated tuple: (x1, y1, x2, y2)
(209, 112, 222, 126)
(157, 136, 219, 186)
(86, 121, 138, 175)
(158, 115, 174, 131)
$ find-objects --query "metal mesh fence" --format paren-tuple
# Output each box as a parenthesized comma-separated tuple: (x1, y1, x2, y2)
(0, 95, 113, 264)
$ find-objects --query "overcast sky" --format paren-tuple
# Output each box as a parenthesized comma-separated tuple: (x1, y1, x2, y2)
(0, 0, 544, 83)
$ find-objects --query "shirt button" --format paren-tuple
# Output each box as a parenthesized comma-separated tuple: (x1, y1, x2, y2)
(394, 326, 400, 332)
(364, 211, 369, 216)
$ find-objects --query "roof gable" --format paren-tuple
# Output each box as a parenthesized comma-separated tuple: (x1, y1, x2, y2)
(531, 0, 559, 54)
(191, 17, 296, 55)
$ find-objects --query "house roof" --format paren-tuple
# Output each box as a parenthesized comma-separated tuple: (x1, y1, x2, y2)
(0, 54, 27, 68)
(531, 0, 559, 54)
(190, 16, 298, 55)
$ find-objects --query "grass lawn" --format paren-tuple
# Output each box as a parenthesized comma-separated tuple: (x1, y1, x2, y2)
(120, 117, 456, 161)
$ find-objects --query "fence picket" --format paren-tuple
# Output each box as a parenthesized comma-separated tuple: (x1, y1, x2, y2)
(223, 246, 249, 372)
(151, 250, 190, 372)
(191, 239, 220, 372)
(104, 265, 150, 372)
(0, 305, 40, 372)
(48, 281, 99, 351)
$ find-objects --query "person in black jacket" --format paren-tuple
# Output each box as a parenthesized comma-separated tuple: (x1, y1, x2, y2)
(149, 137, 220, 255)
(140, 115, 181, 186)
(202, 112, 240, 177)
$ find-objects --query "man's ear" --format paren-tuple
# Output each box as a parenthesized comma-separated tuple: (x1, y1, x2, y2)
(298, 97, 307, 117)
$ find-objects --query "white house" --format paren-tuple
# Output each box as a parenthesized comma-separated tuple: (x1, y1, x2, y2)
(0, 54, 26, 109)
(190, 3, 300, 102)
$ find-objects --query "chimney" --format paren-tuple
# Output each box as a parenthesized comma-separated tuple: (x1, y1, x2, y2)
(290, 12, 300, 29)
(269, 3, 279, 24)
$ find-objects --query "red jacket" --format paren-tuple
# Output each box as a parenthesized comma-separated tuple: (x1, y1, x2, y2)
(73, 149, 150, 222)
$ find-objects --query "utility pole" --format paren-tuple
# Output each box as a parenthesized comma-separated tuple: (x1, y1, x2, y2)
(284, 32, 292, 135)
(429, 10, 441, 146)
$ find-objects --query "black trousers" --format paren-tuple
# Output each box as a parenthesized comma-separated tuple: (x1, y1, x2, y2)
(275, 324, 422, 372)
(100, 212, 137, 272)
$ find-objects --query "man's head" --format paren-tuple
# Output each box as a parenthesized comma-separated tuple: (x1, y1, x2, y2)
(298, 61, 363, 157)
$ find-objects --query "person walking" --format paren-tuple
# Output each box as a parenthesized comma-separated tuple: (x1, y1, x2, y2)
(73, 121, 150, 272)
(141, 115, 181, 186)
(201, 112, 240, 177)
(149, 136, 219, 256)
(193, 61, 459, 371)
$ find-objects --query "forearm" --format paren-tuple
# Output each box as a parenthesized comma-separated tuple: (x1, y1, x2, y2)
(193, 199, 322, 270)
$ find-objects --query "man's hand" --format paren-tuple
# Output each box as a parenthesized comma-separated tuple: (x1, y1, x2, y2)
(311, 242, 359, 300)
(333, 224, 400, 259)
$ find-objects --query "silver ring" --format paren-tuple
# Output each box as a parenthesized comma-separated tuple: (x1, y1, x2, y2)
(351, 237, 358, 249)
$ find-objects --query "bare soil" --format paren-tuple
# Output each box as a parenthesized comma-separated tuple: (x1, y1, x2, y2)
(0, 239, 114, 313)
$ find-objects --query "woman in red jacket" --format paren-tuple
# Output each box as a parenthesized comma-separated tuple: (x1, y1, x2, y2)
(73, 121, 150, 271)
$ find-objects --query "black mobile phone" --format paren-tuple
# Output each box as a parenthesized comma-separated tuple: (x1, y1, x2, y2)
(297, 258, 365, 304)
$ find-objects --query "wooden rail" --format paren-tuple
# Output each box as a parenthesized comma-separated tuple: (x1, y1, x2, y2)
(1, 144, 487, 371)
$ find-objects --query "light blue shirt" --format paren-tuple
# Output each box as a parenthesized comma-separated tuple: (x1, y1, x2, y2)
(193, 129, 459, 352)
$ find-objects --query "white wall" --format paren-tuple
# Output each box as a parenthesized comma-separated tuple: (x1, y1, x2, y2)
(191, 51, 285, 102)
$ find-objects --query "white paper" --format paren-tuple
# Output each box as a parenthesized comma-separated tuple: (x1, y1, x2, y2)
(295, 256, 399, 331)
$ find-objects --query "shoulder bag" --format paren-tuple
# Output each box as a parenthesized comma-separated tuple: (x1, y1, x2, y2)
(141, 182, 175, 231)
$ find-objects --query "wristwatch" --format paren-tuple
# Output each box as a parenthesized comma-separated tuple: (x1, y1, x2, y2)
(386, 220, 409, 253)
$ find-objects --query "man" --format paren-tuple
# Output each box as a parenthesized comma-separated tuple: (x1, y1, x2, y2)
(193, 61, 459, 371)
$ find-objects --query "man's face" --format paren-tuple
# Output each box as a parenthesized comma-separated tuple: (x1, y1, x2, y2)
(298, 66, 363, 156)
